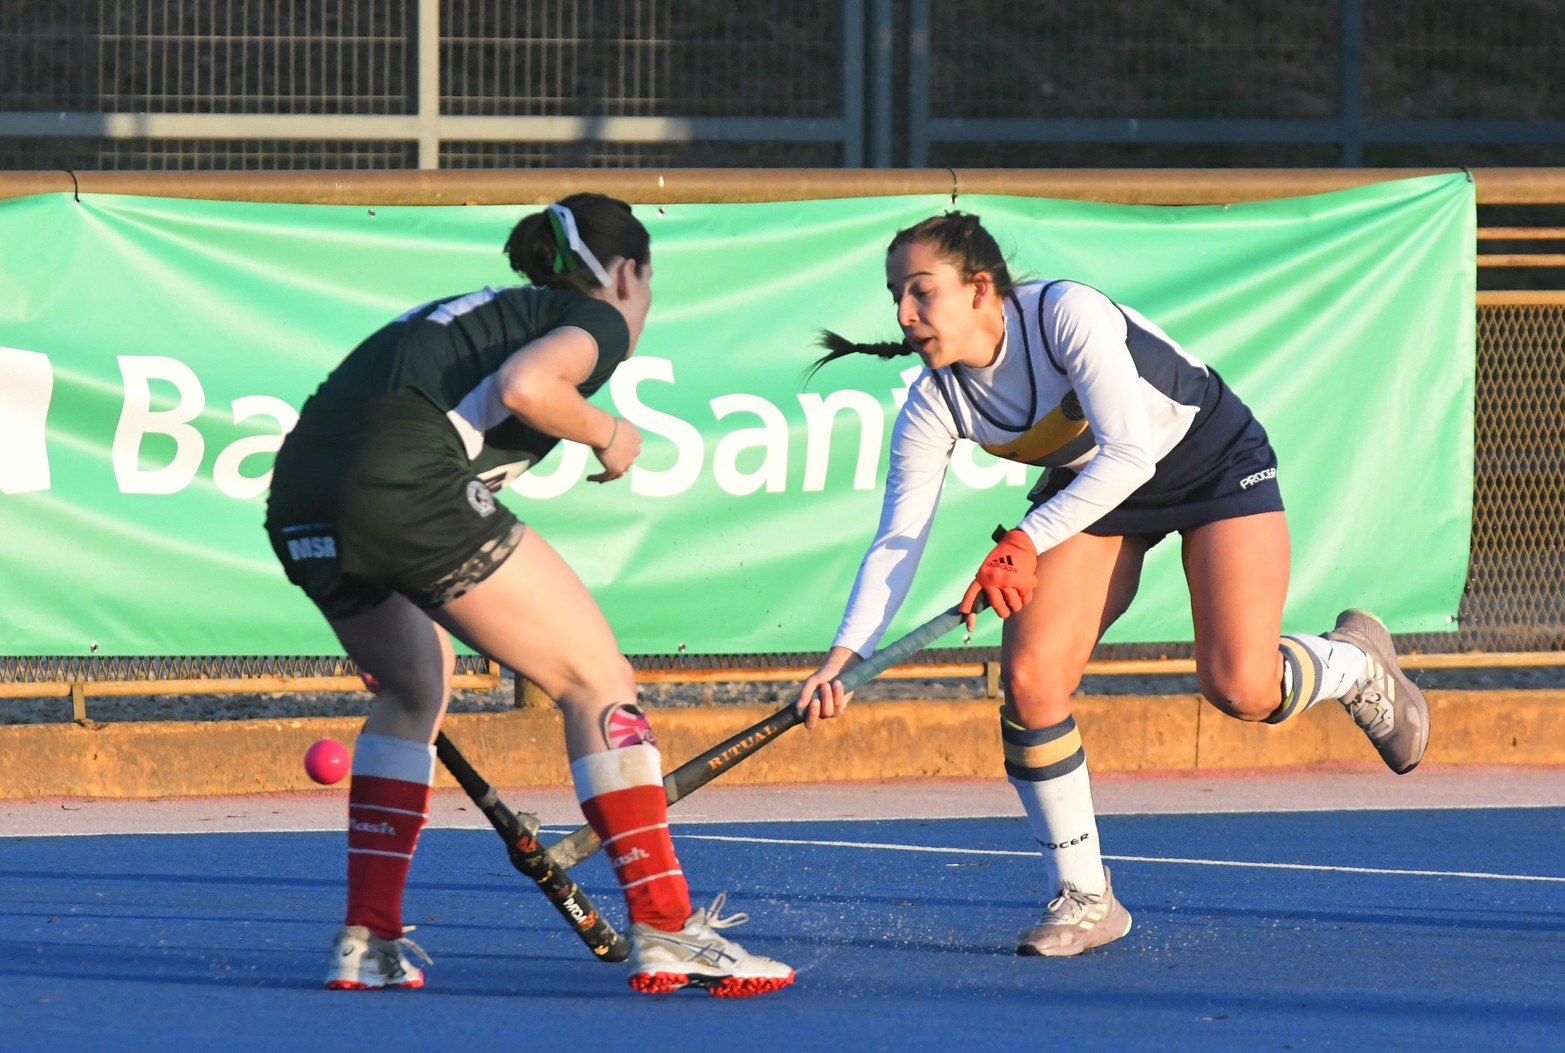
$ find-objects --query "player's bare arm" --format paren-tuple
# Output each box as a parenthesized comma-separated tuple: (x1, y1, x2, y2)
(496, 327, 641, 482)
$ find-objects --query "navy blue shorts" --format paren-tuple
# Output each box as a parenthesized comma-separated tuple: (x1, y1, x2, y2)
(1028, 371, 1284, 549)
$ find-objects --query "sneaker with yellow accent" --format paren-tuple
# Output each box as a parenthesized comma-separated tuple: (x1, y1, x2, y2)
(1016, 866, 1132, 957)
(1325, 609, 1430, 774)
(628, 893, 794, 998)
(325, 924, 431, 990)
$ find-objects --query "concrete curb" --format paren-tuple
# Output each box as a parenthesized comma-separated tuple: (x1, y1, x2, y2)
(1, 690, 1561, 799)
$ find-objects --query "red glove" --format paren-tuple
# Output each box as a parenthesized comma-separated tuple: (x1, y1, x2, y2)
(960, 529, 1038, 619)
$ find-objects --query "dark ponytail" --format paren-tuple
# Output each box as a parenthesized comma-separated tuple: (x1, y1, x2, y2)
(504, 192, 651, 294)
(804, 329, 912, 384)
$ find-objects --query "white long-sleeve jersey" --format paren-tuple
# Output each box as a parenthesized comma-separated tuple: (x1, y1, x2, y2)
(832, 278, 1217, 657)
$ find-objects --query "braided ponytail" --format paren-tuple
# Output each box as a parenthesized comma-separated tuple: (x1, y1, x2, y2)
(805, 329, 912, 384)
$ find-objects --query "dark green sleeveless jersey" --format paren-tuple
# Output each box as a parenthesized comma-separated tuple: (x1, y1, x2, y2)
(306, 284, 630, 486)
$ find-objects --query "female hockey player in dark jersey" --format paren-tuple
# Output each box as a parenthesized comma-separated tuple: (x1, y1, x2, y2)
(265, 193, 791, 997)
(795, 211, 1429, 958)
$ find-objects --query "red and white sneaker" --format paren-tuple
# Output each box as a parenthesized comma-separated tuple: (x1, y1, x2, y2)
(628, 893, 794, 998)
(325, 924, 431, 990)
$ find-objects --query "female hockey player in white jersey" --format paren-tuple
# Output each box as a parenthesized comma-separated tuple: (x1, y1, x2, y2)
(795, 210, 1429, 958)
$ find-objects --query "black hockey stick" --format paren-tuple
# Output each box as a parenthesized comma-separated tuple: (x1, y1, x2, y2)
(434, 731, 630, 962)
(542, 599, 981, 871)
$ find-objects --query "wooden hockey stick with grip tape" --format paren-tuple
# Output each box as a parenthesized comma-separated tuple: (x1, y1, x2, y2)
(434, 731, 631, 962)
(542, 597, 985, 872)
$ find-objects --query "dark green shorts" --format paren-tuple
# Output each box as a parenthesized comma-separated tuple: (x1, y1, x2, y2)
(264, 391, 524, 620)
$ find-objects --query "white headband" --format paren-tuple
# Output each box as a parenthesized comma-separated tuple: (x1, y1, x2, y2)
(547, 204, 613, 288)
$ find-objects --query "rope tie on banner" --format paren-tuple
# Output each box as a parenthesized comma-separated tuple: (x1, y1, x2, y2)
(545, 204, 613, 287)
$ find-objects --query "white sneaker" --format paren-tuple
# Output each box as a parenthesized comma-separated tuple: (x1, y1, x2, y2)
(325, 924, 431, 990)
(1016, 866, 1133, 957)
(628, 893, 795, 997)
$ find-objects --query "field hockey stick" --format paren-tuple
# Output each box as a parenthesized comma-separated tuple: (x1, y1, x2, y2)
(434, 731, 631, 962)
(542, 597, 984, 871)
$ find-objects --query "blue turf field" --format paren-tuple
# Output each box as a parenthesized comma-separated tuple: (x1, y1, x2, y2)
(3, 808, 1562, 1052)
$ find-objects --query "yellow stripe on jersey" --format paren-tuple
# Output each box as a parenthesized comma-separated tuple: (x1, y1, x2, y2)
(980, 391, 1097, 467)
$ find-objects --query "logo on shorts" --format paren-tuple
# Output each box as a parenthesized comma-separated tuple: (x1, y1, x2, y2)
(1240, 468, 1277, 490)
(466, 479, 497, 516)
(285, 535, 337, 561)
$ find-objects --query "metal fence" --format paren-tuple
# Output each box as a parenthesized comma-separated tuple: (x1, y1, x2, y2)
(0, 0, 857, 169)
(910, 0, 1565, 168)
(3, 1, 1564, 172)
(1, 5, 1560, 712)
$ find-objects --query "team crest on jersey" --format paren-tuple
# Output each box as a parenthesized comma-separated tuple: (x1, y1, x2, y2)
(466, 479, 497, 516)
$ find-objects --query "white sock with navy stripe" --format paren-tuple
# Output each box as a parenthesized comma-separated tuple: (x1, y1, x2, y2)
(1269, 634, 1369, 724)
(1001, 708, 1106, 896)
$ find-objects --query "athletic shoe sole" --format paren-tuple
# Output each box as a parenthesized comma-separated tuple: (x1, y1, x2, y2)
(630, 970, 795, 998)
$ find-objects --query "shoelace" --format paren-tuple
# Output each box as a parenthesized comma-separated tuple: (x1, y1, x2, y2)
(1344, 681, 1393, 736)
(1043, 886, 1101, 923)
(393, 926, 433, 966)
(694, 892, 749, 931)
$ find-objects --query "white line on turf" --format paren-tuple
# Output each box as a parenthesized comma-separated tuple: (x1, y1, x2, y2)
(670, 833, 1565, 884)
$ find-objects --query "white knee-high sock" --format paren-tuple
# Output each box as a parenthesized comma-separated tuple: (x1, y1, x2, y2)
(1268, 634, 1370, 724)
(1001, 707, 1105, 896)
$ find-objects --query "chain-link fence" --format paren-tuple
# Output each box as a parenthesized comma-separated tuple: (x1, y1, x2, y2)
(914, 0, 1565, 168)
(3, 1, 1563, 171)
(0, 0, 859, 169)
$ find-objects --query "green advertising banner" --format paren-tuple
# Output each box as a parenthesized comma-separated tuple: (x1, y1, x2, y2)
(0, 175, 1474, 657)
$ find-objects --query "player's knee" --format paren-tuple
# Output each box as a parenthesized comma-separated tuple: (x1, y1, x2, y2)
(552, 654, 637, 711)
(1197, 659, 1278, 722)
(366, 663, 448, 715)
(1001, 660, 1078, 728)
(598, 653, 637, 700)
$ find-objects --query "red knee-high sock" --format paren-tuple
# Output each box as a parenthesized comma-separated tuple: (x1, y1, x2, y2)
(344, 733, 435, 940)
(572, 744, 691, 931)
